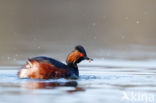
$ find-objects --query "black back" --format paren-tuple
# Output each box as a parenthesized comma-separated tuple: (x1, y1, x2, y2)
(29, 56, 67, 68)
(29, 56, 79, 76)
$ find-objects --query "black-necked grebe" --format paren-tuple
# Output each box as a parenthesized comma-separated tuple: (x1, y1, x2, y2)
(18, 45, 93, 79)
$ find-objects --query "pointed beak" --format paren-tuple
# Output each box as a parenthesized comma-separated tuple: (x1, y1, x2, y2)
(84, 57, 93, 62)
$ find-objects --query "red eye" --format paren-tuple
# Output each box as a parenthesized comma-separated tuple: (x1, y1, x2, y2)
(80, 53, 84, 57)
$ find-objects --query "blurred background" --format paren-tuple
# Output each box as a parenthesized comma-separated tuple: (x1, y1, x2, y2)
(0, 0, 156, 66)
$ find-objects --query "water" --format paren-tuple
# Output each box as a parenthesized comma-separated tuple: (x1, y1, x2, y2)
(0, 58, 156, 103)
(0, 0, 156, 103)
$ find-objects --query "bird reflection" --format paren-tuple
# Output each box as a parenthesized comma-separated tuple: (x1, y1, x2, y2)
(20, 81, 85, 93)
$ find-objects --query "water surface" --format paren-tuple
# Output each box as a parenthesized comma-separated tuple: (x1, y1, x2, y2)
(0, 1, 156, 103)
(0, 58, 156, 103)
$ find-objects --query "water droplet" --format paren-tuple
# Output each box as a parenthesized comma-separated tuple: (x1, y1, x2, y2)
(144, 11, 148, 15)
(120, 34, 125, 39)
(103, 16, 106, 19)
(7, 56, 11, 60)
(93, 36, 97, 39)
(125, 17, 129, 20)
(13, 58, 16, 61)
(92, 23, 96, 27)
(136, 21, 140, 24)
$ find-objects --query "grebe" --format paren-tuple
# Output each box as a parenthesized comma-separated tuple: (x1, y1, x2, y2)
(18, 45, 93, 79)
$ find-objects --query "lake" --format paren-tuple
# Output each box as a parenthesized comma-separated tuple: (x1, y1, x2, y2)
(0, 57, 156, 103)
(0, 1, 156, 103)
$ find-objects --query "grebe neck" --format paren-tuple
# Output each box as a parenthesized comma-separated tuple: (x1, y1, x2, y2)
(67, 63, 79, 76)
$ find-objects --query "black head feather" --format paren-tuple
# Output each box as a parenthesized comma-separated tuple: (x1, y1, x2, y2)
(75, 45, 87, 56)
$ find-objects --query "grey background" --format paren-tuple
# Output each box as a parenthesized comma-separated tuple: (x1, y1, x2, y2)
(0, 0, 156, 65)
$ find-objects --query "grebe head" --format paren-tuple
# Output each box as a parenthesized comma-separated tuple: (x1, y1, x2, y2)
(66, 45, 93, 67)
